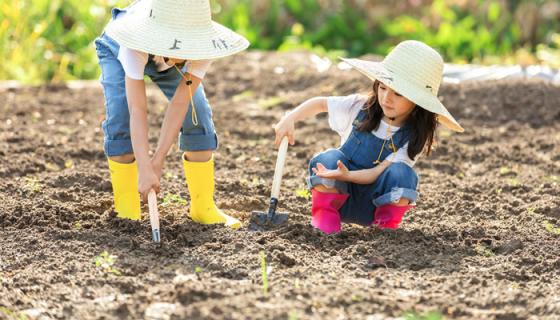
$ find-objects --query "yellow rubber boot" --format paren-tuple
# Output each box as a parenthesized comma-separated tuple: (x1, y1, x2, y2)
(107, 159, 141, 220)
(183, 156, 241, 229)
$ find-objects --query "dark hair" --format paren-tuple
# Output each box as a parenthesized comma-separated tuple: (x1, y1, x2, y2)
(358, 80, 438, 159)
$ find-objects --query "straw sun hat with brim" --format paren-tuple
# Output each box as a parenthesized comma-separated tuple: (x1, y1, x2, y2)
(105, 0, 250, 60)
(340, 40, 464, 133)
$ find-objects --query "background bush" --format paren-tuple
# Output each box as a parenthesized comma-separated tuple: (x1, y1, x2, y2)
(1, 0, 559, 83)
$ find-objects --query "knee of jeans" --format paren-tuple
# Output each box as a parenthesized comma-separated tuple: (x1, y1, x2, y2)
(384, 162, 418, 189)
(309, 149, 346, 171)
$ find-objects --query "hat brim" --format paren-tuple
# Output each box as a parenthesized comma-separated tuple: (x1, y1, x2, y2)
(106, 12, 249, 60)
(340, 57, 464, 132)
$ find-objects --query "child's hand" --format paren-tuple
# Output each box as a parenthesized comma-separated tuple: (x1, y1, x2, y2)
(273, 114, 295, 146)
(312, 160, 350, 180)
(138, 166, 160, 202)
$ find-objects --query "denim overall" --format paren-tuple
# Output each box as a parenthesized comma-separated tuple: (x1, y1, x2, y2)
(308, 110, 419, 226)
(93, 6, 217, 157)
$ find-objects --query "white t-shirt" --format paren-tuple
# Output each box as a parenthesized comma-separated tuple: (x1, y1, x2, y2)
(327, 94, 418, 167)
(113, 11, 212, 80)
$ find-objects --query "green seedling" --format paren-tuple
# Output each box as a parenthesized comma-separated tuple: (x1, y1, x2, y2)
(64, 159, 74, 169)
(294, 278, 300, 289)
(258, 96, 284, 109)
(232, 90, 254, 102)
(164, 172, 178, 180)
(288, 310, 299, 320)
(474, 243, 494, 257)
(456, 172, 465, 179)
(543, 221, 560, 235)
(94, 251, 121, 275)
(351, 294, 363, 302)
(403, 310, 444, 320)
(260, 250, 268, 295)
(526, 207, 536, 214)
(295, 188, 311, 200)
(45, 162, 58, 171)
(73, 221, 82, 230)
(0, 307, 28, 320)
(499, 166, 517, 176)
(23, 177, 41, 192)
(543, 175, 560, 184)
(507, 178, 521, 186)
(495, 187, 503, 194)
(161, 193, 187, 207)
(194, 266, 203, 280)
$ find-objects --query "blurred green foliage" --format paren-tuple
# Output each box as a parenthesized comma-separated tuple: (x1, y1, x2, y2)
(1, 0, 559, 83)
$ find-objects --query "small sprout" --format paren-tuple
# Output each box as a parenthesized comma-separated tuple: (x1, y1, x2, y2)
(295, 189, 311, 200)
(508, 178, 521, 186)
(543, 221, 560, 235)
(232, 90, 254, 102)
(0, 306, 28, 320)
(64, 159, 74, 169)
(164, 172, 176, 180)
(351, 294, 363, 302)
(94, 251, 121, 275)
(45, 162, 58, 171)
(194, 266, 203, 280)
(288, 310, 299, 320)
(161, 193, 187, 207)
(403, 310, 443, 320)
(499, 166, 517, 176)
(258, 96, 284, 109)
(495, 187, 503, 194)
(260, 250, 268, 295)
(73, 221, 82, 230)
(543, 175, 560, 184)
(474, 243, 494, 257)
(23, 177, 41, 192)
(294, 278, 300, 289)
(456, 172, 465, 178)
(526, 207, 536, 214)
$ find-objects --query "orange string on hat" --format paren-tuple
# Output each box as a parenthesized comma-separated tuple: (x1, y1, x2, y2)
(174, 64, 198, 126)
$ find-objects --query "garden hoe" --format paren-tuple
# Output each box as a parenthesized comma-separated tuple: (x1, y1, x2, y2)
(148, 189, 161, 243)
(250, 136, 290, 231)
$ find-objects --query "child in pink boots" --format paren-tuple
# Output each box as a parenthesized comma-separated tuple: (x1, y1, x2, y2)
(274, 41, 463, 233)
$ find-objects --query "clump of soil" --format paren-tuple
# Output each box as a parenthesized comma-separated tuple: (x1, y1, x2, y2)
(1, 52, 559, 319)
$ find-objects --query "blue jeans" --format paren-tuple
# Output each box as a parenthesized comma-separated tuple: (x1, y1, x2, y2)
(94, 31, 218, 157)
(308, 148, 419, 226)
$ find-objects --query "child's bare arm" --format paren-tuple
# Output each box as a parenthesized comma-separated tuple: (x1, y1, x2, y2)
(125, 77, 151, 169)
(345, 160, 392, 184)
(313, 160, 392, 184)
(125, 76, 161, 199)
(274, 97, 327, 146)
(152, 74, 202, 170)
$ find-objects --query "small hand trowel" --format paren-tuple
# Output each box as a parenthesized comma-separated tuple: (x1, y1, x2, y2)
(147, 189, 161, 243)
(250, 136, 290, 231)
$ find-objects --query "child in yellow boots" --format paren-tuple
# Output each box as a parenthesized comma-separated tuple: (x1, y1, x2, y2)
(94, 0, 248, 228)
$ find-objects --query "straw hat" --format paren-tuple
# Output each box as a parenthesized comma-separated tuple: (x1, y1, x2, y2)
(341, 40, 464, 132)
(105, 0, 250, 60)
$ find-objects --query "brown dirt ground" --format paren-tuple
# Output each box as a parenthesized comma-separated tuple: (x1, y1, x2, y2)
(1, 52, 560, 320)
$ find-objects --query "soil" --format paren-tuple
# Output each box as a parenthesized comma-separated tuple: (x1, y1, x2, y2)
(1, 51, 559, 320)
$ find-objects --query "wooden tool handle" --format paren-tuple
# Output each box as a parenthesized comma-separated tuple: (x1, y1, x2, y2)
(147, 189, 160, 242)
(270, 136, 289, 199)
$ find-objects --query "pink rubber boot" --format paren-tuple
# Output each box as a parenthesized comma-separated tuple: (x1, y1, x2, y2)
(372, 204, 413, 229)
(311, 189, 349, 234)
